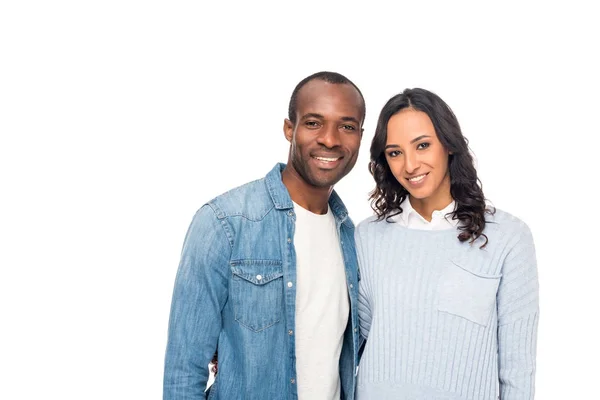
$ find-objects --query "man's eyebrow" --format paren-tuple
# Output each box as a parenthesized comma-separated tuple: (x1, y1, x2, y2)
(410, 135, 431, 144)
(340, 116, 360, 124)
(300, 113, 324, 120)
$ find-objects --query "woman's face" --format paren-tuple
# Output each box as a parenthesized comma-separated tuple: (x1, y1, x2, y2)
(384, 108, 451, 205)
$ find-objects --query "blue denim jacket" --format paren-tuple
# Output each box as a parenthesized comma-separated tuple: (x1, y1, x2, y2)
(164, 163, 360, 400)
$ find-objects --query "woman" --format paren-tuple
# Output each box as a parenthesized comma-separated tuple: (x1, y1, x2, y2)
(356, 88, 539, 399)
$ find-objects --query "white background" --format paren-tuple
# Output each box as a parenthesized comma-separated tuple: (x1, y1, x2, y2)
(1, 1, 598, 399)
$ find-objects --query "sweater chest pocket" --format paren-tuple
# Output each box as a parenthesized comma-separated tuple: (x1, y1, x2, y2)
(230, 260, 284, 332)
(437, 261, 501, 327)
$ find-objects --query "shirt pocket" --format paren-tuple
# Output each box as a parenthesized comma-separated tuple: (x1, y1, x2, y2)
(230, 260, 284, 332)
(437, 260, 501, 327)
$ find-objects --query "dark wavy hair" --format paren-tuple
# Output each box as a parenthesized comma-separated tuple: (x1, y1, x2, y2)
(369, 88, 493, 247)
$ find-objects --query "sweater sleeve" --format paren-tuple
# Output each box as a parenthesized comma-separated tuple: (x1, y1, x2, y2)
(497, 222, 539, 400)
(355, 225, 372, 341)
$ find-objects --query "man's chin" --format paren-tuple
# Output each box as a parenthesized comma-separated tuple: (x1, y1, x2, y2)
(306, 170, 346, 188)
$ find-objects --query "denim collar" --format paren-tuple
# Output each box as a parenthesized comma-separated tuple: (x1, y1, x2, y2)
(265, 163, 351, 227)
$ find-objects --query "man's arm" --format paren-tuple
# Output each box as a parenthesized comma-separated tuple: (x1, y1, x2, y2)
(164, 205, 231, 400)
(497, 223, 539, 400)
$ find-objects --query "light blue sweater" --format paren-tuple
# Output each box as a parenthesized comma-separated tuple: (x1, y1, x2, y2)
(356, 209, 539, 400)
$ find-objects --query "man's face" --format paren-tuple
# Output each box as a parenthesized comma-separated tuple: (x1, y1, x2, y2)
(284, 80, 364, 188)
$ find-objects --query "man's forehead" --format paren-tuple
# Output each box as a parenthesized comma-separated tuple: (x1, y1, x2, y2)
(296, 80, 363, 116)
(297, 79, 359, 100)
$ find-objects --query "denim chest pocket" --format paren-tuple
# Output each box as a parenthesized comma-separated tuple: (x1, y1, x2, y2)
(230, 260, 284, 332)
(437, 261, 501, 327)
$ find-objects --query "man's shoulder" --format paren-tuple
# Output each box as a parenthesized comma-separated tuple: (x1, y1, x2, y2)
(206, 177, 274, 221)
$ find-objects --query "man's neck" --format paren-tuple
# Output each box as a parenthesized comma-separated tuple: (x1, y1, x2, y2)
(282, 166, 332, 215)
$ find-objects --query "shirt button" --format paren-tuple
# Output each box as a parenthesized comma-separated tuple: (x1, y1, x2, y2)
(349, 284, 353, 289)
(287, 238, 292, 243)
(256, 275, 262, 281)
(288, 330, 293, 335)
(288, 211, 294, 216)
(354, 328, 358, 332)
(287, 282, 293, 288)
(290, 378, 295, 384)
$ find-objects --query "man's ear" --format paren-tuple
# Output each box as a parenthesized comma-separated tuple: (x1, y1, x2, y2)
(283, 119, 294, 142)
(360, 127, 364, 138)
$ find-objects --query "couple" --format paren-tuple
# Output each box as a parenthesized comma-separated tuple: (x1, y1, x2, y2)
(163, 72, 539, 400)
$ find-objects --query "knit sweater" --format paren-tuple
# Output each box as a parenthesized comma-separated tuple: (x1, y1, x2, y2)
(356, 209, 539, 400)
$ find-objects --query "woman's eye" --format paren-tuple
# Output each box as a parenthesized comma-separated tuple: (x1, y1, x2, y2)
(417, 142, 430, 150)
(388, 150, 402, 157)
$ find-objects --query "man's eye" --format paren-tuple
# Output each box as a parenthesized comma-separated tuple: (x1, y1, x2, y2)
(342, 125, 356, 131)
(417, 142, 430, 150)
(305, 121, 320, 127)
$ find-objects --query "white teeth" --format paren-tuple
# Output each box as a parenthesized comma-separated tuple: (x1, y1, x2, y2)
(314, 156, 339, 162)
(408, 174, 427, 182)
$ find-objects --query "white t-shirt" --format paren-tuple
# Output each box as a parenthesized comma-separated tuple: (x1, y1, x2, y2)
(293, 202, 349, 400)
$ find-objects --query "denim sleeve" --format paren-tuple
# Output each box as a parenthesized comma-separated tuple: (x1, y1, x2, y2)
(497, 223, 539, 400)
(164, 205, 232, 400)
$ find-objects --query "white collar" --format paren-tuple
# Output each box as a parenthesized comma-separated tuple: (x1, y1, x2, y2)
(397, 197, 458, 227)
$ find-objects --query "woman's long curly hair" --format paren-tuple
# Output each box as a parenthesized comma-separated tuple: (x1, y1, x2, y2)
(369, 88, 493, 246)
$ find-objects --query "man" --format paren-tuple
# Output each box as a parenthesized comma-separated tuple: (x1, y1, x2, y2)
(164, 71, 365, 400)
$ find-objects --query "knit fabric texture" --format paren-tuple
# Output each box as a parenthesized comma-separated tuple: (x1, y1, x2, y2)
(356, 209, 539, 400)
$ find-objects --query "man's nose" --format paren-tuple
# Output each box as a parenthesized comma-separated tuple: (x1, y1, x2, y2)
(317, 125, 341, 148)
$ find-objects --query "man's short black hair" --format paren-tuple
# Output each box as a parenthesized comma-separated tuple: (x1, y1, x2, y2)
(287, 71, 366, 124)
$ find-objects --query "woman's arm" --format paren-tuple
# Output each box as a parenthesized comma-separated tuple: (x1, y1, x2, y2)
(497, 222, 540, 400)
(356, 225, 372, 343)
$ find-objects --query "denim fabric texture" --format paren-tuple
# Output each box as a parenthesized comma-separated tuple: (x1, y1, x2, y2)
(164, 163, 360, 400)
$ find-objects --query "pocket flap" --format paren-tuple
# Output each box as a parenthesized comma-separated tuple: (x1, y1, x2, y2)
(437, 260, 501, 326)
(231, 260, 283, 285)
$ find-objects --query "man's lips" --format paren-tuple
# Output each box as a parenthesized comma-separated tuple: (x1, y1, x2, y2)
(312, 155, 342, 162)
(310, 154, 343, 169)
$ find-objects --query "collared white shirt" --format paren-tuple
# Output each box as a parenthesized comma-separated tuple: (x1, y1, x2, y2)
(392, 197, 459, 230)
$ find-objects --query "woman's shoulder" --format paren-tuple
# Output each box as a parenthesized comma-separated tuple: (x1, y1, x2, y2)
(357, 214, 380, 226)
(484, 207, 533, 237)
(355, 215, 400, 245)
(356, 214, 391, 234)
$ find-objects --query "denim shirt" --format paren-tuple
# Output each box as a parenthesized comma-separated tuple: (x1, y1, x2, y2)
(164, 163, 360, 400)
